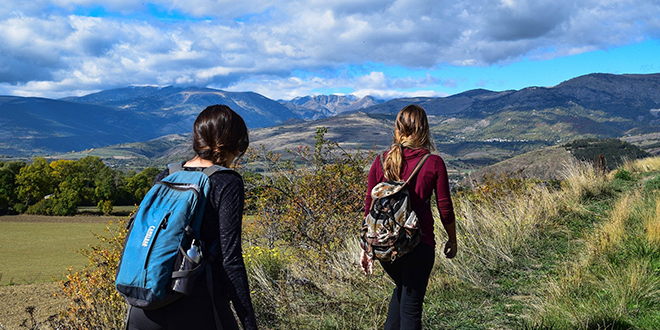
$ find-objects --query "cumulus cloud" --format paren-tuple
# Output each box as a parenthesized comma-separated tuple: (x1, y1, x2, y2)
(0, 0, 659, 98)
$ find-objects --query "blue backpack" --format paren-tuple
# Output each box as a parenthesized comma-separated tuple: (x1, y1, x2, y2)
(115, 162, 229, 310)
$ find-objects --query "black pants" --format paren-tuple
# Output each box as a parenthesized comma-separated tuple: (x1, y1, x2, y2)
(126, 281, 238, 330)
(379, 243, 435, 330)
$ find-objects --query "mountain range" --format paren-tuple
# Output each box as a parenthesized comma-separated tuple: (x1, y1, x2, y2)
(2, 73, 660, 167)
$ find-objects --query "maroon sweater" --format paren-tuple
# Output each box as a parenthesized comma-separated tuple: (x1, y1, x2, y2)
(364, 148, 456, 248)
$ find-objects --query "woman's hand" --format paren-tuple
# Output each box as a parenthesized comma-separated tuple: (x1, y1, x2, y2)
(444, 240, 457, 259)
(360, 250, 373, 275)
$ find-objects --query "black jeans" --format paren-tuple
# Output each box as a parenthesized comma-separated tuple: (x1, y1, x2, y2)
(379, 243, 435, 330)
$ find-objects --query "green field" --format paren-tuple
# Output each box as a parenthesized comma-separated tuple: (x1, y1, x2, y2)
(0, 215, 120, 285)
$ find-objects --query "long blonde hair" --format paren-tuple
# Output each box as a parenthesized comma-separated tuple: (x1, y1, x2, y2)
(383, 104, 435, 181)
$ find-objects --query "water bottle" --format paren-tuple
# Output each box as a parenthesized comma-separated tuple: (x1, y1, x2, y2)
(187, 239, 202, 263)
(171, 239, 202, 295)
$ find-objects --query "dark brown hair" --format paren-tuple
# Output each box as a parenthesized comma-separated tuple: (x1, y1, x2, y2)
(192, 104, 249, 166)
(383, 104, 435, 181)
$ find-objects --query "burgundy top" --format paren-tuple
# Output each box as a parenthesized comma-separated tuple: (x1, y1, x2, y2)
(364, 148, 456, 248)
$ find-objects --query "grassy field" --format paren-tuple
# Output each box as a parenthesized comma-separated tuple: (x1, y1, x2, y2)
(0, 215, 121, 285)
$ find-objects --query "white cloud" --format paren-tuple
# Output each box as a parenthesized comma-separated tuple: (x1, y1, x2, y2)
(0, 0, 659, 98)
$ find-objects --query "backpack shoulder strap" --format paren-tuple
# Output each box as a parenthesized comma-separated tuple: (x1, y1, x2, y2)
(379, 152, 386, 171)
(203, 165, 232, 177)
(404, 154, 431, 185)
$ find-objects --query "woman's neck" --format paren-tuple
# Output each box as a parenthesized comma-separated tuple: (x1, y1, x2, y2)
(184, 156, 216, 167)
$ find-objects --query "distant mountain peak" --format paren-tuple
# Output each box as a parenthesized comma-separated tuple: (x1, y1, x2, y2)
(281, 94, 383, 119)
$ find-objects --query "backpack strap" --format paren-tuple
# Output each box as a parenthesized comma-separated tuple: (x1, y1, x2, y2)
(203, 164, 230, 177)
(168, 163, 234, 177)
(403, 154, 430, 186)
(379, 152, 431, 185)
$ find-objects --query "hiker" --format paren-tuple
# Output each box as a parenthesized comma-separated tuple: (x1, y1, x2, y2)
(126, 105, 257, 330)
(361, 104, 457, 330)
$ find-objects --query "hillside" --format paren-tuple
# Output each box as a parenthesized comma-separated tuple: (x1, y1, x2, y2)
(58, 112, 397, 169)
(63, 86, 299, 129)
(464, 145, 575, 182)
(0, 96, 163, 155)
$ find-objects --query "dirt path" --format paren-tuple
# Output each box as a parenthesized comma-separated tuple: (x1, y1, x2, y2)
(0, 282, 67, 329)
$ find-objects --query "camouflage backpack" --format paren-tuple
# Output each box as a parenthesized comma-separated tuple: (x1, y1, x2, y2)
(361, 153, 430, 262)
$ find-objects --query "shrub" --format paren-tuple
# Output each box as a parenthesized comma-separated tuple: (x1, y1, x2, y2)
(55, 217, 129, 329)
(613, 168, 633, 181)
(97, 200, 114, 215)
(645, 175, 660, 191)
(245, 127, 372, 254)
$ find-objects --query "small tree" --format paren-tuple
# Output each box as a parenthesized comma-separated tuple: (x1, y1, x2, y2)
(246, 127, 372, 254)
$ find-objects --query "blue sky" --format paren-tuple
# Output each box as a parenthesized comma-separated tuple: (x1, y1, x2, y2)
(1, 0, 659, 100)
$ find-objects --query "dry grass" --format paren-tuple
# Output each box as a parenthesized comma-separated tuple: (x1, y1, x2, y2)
(560, 157, 609, 202)
(436, 158, 604, 287)
(590, 191, 636, 256)
(645, 197, 660, 245)
(622, 156, 660, 174)
(437, 184, 557, 286)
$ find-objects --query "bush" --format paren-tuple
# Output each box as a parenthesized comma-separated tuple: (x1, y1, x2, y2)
(97, 200, 114, 215)
(645, 175, 660, 191)
(245, 127, 372, 254)
(614, 168, 633, 181)
(55, 217, 129, 329)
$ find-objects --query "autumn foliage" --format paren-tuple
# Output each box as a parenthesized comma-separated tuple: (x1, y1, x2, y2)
(55, 217, 130, 329)
(244, 127, 373, 254)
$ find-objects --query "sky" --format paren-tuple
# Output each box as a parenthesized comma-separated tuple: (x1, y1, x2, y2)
(1, 0, 659, 101)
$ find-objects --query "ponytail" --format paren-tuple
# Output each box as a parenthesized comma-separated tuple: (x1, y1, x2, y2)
(382, 105, 434, 181)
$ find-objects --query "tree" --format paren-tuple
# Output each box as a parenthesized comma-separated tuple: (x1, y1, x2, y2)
(95, 166, 119, 214)
(124, 167, 161, 203)
(0, 161, 25, 213)
(14, 157, 54, 212)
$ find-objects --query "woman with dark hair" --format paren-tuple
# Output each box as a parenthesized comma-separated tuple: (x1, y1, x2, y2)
(361, 104, 457, 330)
(127, 105, 257, 330)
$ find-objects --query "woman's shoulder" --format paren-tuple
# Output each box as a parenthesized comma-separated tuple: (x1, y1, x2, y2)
(423, 153, 447, 169)
(208, 169, 244, 188)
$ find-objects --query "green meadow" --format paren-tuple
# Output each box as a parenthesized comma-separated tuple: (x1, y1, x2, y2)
(0, 216, 117, 286)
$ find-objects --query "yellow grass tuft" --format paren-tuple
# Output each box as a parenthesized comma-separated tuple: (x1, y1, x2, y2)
(560, 158, 608, 202)
(645, 197, 660, 246)
(622, 156, 660, 174)
(591, 191, 636, 256)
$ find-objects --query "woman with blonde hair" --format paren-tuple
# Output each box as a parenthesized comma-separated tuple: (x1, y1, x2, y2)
(361, 104, 457, 330)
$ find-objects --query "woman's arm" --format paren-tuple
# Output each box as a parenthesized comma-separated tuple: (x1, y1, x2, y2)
(434, 156, 457, 258)
(216, 174, 258, 330)
(364, 155, 381, 217)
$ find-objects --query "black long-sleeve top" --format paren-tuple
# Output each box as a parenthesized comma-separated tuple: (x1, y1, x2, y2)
(154, 168, 257, 329)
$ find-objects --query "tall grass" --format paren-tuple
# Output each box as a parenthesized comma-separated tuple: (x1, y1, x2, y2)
(530, 157, 660, 329)
(436, 158, 608, 288)
(243, 236, 395, 329)
(438, 183, 556, 286)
